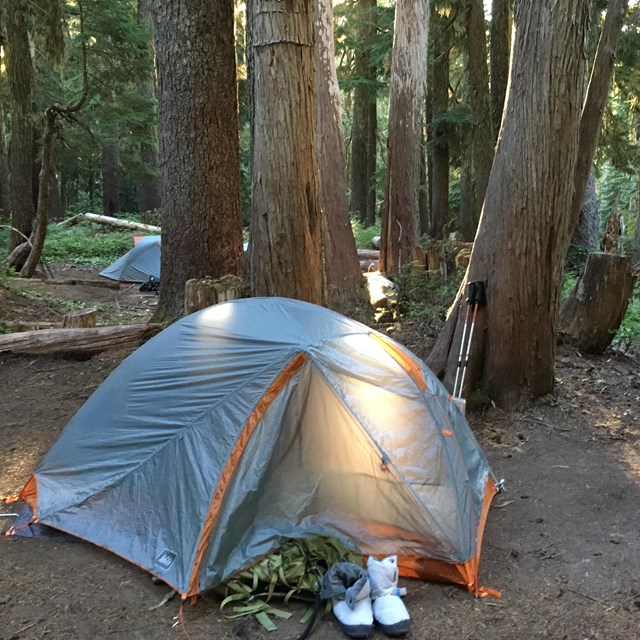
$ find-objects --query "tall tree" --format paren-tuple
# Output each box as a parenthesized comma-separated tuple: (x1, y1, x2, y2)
(101, 139, 121, 216)
(248, 0, 324, 303)
(463, 0, 493, 239)
(380, 0, 429, 274)
(316, 0, 364, 308)
(349, 0, 377, 226)
(136, 0, 161, 213)
(428, 0, 591, 410)
(572, 171, 600, 249)
(489, 0, 511, 142)
(569, 0, 630, 234)
(153, 0, 244, 319)
(429, 7, 450, 241)
(6, 0, 34, 254)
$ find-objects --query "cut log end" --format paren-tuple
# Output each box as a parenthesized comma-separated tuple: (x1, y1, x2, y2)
(62, 308, 98, 329)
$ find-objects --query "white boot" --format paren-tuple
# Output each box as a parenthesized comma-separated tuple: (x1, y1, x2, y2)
(367, 555, 410, 636)
(321, 562, 373, 638)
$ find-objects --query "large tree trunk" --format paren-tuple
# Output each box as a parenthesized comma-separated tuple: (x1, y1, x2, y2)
(380, 0, 428, 274)
(136, 0, 162, 213)
(6, 0, 35, 254)
(349, 0, 377, 225)
(365, 87, 377, 227)
(633, 182, 640, 268)
(572, 170, 600, 250)
(569, 0, 629, 234)
(248, 0, 323, 303)
(559, 253, 637, 353)
(489, 0, 511, 143)
(101, 143, 121, 216)
(49, 172, 64, 221)
(465, 0, 494, 235)
(428, 0, 591, 410)
(429, 7, 449, 241)
(316, 0, 364, 308)
(0, 94, 10, 217)
(153, 0, 244, 320)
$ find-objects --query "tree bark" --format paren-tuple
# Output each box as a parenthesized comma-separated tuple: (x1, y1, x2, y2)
(19, 107, 57, 278)
(465, 0, 494, 235)
(0, 91, 10, 217)
(569, 0, 629, 235)
(572, 170, 600, 250)
(184, 275, 245, 316)
(6, 0, 35, 254)
(489, 0, 511, 143)
(559, 253, 637, 354)
(366, 93, 377, 227)
(633, 182, 640, 268)
(101, 143, 121, 216)
(429, 8, 449, 241)
(62, 307, 97, 329)
(153, 0, 244, 319)
(428, 0, 591, 410)
(316, 0, 364, 308)
(248, 0, 324, 303)
(136, 0, 162, 213)
(349, 0, 377, 225)
(380, 0, 428, 274)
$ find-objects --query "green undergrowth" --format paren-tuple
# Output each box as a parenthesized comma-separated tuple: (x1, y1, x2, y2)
(42, 225, 139, 265)
(614, 284, 640, 353)
(395, 266, 462, 325)
(351, 218, 380, 249)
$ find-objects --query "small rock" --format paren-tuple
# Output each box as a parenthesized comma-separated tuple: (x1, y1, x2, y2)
(0, 595, 10, 605)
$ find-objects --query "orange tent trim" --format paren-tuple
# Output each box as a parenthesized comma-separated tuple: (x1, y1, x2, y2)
(185, 351, 309, 597)
(395, 476, 499, 596)
(370, 333, 427, 392)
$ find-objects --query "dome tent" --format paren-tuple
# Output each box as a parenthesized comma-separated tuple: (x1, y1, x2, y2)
(100, 235, 161, 282)
(17, 298, 497, 598)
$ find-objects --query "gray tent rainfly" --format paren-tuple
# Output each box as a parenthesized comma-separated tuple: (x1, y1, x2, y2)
(16, 297, 498, 599)
(100, 235, 161, 282)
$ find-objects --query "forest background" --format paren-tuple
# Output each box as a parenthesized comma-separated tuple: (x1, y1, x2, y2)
(0, 0, 639, 405)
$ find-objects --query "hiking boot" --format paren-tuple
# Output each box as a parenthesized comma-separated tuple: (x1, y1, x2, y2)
(367, 555, 410, 636)
(321, 562, 373, 638)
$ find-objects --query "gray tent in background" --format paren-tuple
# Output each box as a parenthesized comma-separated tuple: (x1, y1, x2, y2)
(100, 235, 161, 282)
(17, 298, 497, 598)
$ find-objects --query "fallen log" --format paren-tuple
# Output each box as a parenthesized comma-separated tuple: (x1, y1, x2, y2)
(357, 249, 380, 260)
(11, 277, 120, 289)
(3, 321, 61, 331)
(57, 213, 161, 234)
(0, 324, 162, 356)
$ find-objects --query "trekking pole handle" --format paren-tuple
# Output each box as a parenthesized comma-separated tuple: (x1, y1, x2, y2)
(467, 281, 487, 306)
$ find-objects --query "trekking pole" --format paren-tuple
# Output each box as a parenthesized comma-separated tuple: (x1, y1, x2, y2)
(452, 282, 477, 397)
(458, 281, 486, 398)
(451, 282, 476, 398)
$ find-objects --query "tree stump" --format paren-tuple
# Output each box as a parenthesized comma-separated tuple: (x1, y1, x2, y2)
(559, 253, 637, 354)
(62, 308, 97, 328)
(184, 275, 245, 316)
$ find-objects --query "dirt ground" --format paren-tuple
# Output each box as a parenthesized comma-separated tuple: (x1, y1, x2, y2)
(0, 266, 639, 640)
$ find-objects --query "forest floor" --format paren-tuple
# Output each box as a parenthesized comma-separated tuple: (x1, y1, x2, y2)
(0, 265, 639, 640)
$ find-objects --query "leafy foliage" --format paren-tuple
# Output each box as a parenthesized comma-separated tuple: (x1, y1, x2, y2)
(351, 218, 380, 248)
(42, 224, 136, 265)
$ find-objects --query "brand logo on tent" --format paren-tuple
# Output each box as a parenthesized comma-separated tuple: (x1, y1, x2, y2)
(154, 549, 177, 571)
